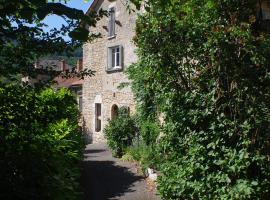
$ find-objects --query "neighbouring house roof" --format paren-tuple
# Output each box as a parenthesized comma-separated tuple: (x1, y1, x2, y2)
(37, 58, 83, 88)
(54, 76, 83, 88)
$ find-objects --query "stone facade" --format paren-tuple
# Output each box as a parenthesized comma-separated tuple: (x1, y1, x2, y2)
(82, 0, 137, 143)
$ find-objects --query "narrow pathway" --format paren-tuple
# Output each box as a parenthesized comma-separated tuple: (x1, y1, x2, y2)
(81, 143, 160, 200)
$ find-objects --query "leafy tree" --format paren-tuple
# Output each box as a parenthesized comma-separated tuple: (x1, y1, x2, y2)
(0, 0, 104, 78)
(0, 1, 104, 199)
(127, 0, 270, 199)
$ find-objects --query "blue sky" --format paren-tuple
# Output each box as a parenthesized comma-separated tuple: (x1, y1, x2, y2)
(43, 0, 94, 39)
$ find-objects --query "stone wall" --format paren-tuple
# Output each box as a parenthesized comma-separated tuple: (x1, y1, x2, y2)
(82, 0, 137, 143)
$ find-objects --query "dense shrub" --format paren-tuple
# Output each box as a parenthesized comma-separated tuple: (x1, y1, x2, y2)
(125, 144, 162, 171)
(128, 0, 270, 199)
(104, 107, 137, 157)
(139, 120, 160, 146)
(0, 84, 83, 200)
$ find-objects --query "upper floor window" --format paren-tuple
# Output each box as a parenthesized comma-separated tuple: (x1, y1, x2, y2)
(108, 7, 115, 37)
(107, 45, 123, 71)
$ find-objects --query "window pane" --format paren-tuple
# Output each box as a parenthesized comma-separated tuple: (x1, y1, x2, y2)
(112, 48, 115, 68)
(116, 51, 120, 66)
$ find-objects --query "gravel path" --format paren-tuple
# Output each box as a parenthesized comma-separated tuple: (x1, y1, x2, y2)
(81, 143, 161, 200)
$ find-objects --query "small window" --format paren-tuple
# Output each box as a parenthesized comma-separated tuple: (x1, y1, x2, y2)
(108, 7, 115, 37)
(107, 45, 123, 71)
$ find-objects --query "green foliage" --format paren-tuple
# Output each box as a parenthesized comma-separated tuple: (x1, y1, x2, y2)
(127, 0, 270, 199)
(125, 144, 162, 171)
(139, 120, 160, 146)
(0, 1, 102, 199)
(0, 85, 84, 200)
(104, 107, 137, 157)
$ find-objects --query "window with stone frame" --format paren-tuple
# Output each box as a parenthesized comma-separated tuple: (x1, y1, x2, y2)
(107, 45, 123, 71)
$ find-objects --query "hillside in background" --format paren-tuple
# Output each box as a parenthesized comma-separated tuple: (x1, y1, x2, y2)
(42, 48, 83, 67)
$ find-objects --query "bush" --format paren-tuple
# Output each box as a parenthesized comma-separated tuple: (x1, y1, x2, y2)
(139, 120, 160, 146)
(104, 107, 137, 157)
(0, 85, 84, 200)
(125, 144, 162, 171)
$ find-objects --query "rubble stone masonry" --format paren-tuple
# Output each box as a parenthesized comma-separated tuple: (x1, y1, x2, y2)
(82, 0, 137, 143)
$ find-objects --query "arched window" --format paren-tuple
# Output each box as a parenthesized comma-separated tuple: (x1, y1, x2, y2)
(111, 104, 119, 120)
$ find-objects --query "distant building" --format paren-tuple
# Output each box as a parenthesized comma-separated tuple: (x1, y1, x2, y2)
(23, 58, 83, 112)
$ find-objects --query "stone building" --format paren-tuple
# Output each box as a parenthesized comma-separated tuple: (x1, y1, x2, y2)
(82, 0, 137, 143)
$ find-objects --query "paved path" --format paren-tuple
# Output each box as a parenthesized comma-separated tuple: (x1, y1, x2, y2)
(81, 143, 161, 200)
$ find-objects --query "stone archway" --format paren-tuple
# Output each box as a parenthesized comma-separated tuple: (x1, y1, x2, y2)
(111, 104, 119, 120)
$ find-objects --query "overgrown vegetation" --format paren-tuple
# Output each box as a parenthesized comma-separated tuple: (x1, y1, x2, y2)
(0, 0, 103, 199)
(127, 0, 270, 199)
(0, 86, 83, 199)
(104, 107, 137, 157)
(104, 107, 162, 171)
(124, 144, 161, 171)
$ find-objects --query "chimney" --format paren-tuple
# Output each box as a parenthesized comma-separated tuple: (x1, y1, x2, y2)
(76, 58, 83, 71)
(60, 60, 67, 71)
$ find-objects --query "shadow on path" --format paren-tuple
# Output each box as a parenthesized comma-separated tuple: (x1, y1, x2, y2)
(84, 149, 107, 154)
(81, 144, 144, 200)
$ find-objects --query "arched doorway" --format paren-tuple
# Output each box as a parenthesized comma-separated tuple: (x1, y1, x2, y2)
(111, 104, 119, 120)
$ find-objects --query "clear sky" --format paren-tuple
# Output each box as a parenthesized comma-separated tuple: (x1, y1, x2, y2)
(43, 0, 94, 39)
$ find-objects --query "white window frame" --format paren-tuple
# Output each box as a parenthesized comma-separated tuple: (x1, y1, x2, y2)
(107, 45, 123, 71)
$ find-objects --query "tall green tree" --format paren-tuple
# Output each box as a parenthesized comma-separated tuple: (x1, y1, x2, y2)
(128, 0, 270, 199)
(0, 0, 104, 78)
(0, 1, 104, 199)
